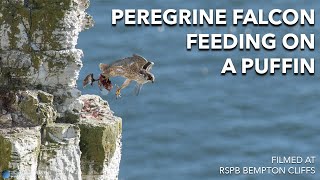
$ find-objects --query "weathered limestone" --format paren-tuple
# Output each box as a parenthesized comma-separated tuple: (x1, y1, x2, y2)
(0, 127, 41, 179)
(0, 90, 57, 128)
(0, 0, 122, 179)
(18, 90, 57, 126)
(37, 124, 82, 180)
(0, 0, 93, 112)
(0, 94, 122, 180)
(79, 95, 122, 180)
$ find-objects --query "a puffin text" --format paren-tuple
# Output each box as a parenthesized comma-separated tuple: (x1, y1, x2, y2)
(221, 58, 314, 75)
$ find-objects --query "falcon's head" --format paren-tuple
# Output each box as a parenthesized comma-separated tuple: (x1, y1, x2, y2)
(146, 72, 155, 83)
(140, 61, 155, 83)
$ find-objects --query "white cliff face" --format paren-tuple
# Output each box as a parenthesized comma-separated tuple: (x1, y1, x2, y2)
(0, 127, 41, 179)
(102, 135, 122, 180)
(37, 124, 82, 180)
(79, 95, 122, 180)
(0, 0, 93, 112)
(0, 0, 122, 180)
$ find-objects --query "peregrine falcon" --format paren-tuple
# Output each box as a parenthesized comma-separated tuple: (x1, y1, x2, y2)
(83, 54, 155, 98)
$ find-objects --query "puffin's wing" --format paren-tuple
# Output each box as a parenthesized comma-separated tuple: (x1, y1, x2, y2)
(83, 73, 94, 87)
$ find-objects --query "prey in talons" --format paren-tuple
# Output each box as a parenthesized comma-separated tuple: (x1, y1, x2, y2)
(83, 54, 155, 98)
(83, 73, 113, 92)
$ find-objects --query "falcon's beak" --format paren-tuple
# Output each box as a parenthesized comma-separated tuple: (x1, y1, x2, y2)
(146, 73, 155, 83)
(151, 75, 155, 83)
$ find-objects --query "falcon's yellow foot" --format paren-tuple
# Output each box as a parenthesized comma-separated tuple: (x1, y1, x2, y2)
(116, 88, 121, 99)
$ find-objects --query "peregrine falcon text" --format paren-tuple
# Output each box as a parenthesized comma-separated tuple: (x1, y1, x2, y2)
(111, 9, 313, 26)
(111, 8, 315, 75)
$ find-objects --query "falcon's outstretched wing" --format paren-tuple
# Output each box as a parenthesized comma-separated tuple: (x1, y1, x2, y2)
(142, 61, 154, 72)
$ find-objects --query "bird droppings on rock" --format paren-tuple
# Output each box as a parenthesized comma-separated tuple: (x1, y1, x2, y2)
(80, 95, 113, 121)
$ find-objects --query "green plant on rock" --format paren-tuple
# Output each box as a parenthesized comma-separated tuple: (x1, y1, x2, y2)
(0, 135, 12, 173)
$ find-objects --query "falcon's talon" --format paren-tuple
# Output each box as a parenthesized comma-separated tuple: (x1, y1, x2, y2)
(116, 89, 121, 98)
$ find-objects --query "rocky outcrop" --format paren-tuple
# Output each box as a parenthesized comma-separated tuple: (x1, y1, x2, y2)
(0, 0, 122, 179)
(79, 95, 122, 180)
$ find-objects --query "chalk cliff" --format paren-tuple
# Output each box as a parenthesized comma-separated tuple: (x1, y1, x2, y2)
(0, 0, 122, 179)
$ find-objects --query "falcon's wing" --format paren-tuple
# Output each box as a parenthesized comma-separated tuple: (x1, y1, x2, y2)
(105, 54, 147, 72)
(142, 61, 154, 72)
(100, 54, 151, 76)
(131, 54, 149, 68)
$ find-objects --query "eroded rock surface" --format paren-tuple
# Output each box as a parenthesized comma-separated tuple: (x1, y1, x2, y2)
(0, 127, 41, 179)
(79, 95, 122, 180)
(0, 1, 122, 179)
